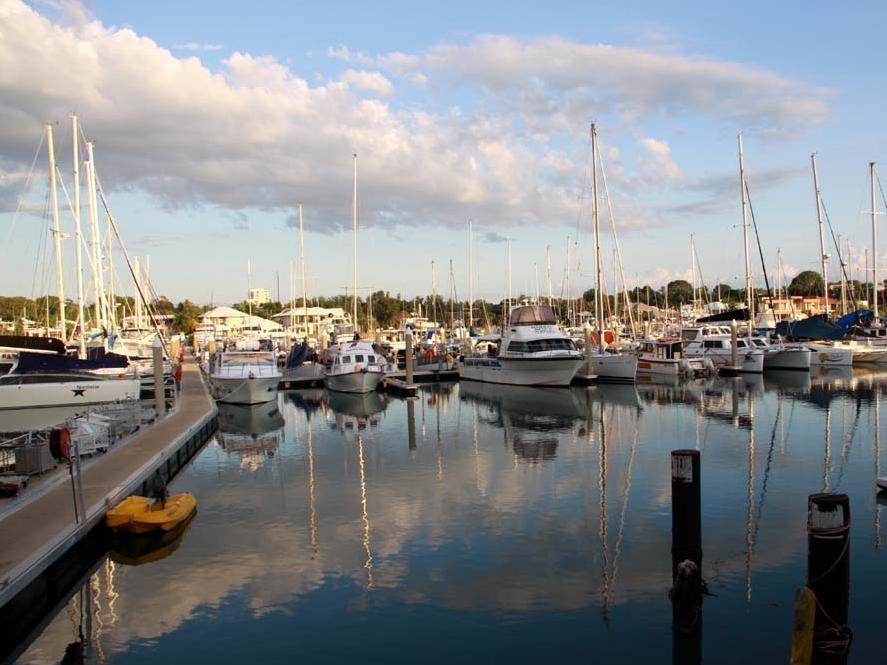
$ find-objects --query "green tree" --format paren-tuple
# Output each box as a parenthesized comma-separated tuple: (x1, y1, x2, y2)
(666, 280, 693, 305)
(788, 271, 824, 296)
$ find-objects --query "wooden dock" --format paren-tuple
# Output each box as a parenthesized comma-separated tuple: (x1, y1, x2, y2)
(382, 377, 419, 396)
(0, 357, 218, 656)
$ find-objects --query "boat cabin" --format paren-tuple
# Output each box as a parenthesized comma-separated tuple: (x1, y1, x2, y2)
(509, 305, 557, 327)
(640, 339, 684, 360)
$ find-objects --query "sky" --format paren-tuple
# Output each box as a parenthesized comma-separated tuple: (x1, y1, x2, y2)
(1, 0, 886, 306)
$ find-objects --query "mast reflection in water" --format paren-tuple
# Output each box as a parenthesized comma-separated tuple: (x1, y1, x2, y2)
(12, 372, 887, 664)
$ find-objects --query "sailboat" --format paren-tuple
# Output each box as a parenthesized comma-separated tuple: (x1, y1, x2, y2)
(586, 123, 638, 382)
(322, 154, 384, 394)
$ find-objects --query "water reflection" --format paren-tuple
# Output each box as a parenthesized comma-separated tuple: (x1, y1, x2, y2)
(14, 371, 887, 664)
(217, 402, 285, 471)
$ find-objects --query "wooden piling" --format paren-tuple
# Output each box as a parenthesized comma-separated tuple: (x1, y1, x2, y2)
(152, 336, 166, 417)
(407, 399, 416, 451)
(671, 449, 703, 646)
(405, 331, 414, 385)
(807, 493, 852, 663)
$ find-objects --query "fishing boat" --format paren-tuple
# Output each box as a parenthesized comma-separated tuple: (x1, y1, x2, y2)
(105, 492, 197, 534)
(209, 348, 281, 404)
(459, 304, 584, 386)
(322, 339, 385, 393)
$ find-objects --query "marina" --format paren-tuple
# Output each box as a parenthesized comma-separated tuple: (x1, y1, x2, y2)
(2, 2, 887, 662)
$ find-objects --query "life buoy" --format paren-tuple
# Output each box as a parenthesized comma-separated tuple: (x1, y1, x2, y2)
(50, 427, 72, 460)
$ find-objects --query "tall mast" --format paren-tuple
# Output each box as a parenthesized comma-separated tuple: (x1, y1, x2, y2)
(71, 114, 86, 356)
(737, 133, 754, 337)
(534, 262, 539, 303)
(106, 214, 116, 329)
(247, 258, 253, 321)
(134, 256, 142, 329)
(565, 237, 571, 325)
(352, 153, 358, 328)
(468, 219, 474, 330)
(811, 154, 829, 317)
(299, 202, 308, 332)
(86, 142, 106, 329)
(690, 234, 698, 308)
(46, 123, 66, 342)
(838, 234, 847, 315)
(506, 238, 512, 319)
(591, 123, 604, 351)
(546, 245, 552, 307)
(449, 259, 455, 327)
(871, 162, 879, 320)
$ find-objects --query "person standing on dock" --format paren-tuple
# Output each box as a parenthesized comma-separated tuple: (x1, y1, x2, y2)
(151, 469, 168, 509)
(173, 361, 183, 394)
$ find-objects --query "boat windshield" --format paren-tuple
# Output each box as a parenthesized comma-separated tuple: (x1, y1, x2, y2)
(509, 305, 557, 326)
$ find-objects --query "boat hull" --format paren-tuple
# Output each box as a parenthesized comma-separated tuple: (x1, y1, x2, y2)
(762, 348, 812, 371)
(324, 369, 384, 394)
(687, 349, 764, 373)
(210, 375, 280, 404)
(804, 344, 853, 366)
(106, 493, 197, 534)
(590, 353, 638, 383)
(0, 377, 140, 410)
(459, 356, 583, 387)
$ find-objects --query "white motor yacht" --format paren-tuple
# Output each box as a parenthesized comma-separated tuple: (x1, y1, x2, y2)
(459, 305, 584, 386)
(210, 350, 281, 404)
(682, 326, 765, 373)
(636, 339, 713, 378)
(322, 340, 385, 394)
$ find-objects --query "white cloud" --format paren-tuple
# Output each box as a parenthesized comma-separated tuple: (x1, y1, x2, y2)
(638, 137, 684, 183)
(173, 42, 224, 52)
(0, 1, 831, 236)
(339, 69, 394, 97)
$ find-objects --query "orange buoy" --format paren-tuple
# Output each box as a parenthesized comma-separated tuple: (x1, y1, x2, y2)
(49, 427, 72, 460)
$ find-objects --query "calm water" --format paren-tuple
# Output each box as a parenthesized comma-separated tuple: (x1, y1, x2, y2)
(14, 369, 887, 663)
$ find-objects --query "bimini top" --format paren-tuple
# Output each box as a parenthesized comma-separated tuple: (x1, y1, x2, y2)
(509, 305, 557, 326)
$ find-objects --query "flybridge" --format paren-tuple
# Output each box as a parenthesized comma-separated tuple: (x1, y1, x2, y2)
(508, 305, 557, 326)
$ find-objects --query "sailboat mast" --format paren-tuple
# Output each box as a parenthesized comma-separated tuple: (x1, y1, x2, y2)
(71, 114, 86, 356)
(134, 256, 142, 329)
(565, 237, 571, 325)
(106, 214, 115, 329)
(871, 161, 879, 320)
(46, 123, 66, 342)
(468, 219, 474, 330)
(506, 239, 512, 320)
(352, 153, 358, 328)
(299, 202, 308, 331)
(737, 133, 754, 336)
(591, 123, 604, 351)
(546, 245, 552, 307)
(811, 154, 830, 317)
(247, 258, 253, 322)
(86, 142, 106, 329)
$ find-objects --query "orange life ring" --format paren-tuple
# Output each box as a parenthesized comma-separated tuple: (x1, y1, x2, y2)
(50, 427, 72, 460)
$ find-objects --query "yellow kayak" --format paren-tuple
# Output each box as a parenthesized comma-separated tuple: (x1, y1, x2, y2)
(105, 493, 197, 534)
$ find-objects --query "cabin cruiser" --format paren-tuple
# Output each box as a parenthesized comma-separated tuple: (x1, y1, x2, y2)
(281, 339, 324, 387)
(459, 305, 584, 386)
(322, 339, 385, 393)
(681, 326, 765, 373)
(636, 338, 713, 378)
(209, 349, 281, 404)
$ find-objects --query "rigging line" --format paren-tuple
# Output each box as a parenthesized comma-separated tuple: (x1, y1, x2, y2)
(744, 180, 773, 303)
(834, 395, 863, 490)
(820, 199, 858, 304)
(574, 126, 593, 244)
(754, 400, 782, 541)
(2, 128, 46, 255)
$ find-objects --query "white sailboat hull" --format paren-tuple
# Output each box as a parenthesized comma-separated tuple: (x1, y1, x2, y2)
(459, 356, 583, 387)
(0, 377, 140, 410)
(211, 375, 280, 404)
(687, 349, 764, 373)
(323, 369, 384, 394)
(590, 353, 638, 382)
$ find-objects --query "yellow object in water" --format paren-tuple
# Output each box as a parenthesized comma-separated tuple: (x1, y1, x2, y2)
(105, 493, 197, 534)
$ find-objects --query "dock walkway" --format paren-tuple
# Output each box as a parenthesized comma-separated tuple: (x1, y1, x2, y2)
(0, 357, 217, 612)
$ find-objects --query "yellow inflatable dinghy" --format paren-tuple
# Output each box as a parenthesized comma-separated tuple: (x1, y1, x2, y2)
(106, 493, 197, 534)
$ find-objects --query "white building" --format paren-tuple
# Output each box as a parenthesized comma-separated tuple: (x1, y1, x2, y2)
(272, 306, 347, 335)
(248, 288, 271, 305)
(199, 306, 282, 337)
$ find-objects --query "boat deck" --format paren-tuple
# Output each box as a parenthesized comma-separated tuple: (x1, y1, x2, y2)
(0, 357, 217, 610)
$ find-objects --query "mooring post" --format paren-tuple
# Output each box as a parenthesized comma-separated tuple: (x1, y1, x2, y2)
(584, 326, 593, 378)
(807, 493, 851, 662)
(730, 319, 739, 369)
(153, 336, 166, 417)
(671, 448, 703, 650)
(407, 398, 416, 450)
(405, 330, 414, 385)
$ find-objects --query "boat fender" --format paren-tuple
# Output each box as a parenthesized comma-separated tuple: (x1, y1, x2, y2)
(49, 427, 72, 460)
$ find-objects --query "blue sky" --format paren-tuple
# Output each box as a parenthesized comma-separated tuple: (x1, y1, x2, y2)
(1, 0, 886, 305)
